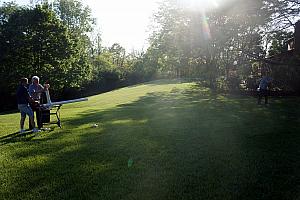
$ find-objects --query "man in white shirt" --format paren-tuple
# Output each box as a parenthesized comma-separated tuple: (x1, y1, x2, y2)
(28, 76, 48, 129)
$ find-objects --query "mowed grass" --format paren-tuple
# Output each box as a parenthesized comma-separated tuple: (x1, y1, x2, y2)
(1, 79, 300, 200)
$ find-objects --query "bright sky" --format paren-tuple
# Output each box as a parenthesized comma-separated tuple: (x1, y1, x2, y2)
(84, 0, 160, 51)
(3, 0, 226, 51)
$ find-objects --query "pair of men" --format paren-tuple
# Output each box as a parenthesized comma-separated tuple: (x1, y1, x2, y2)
(17, 76, 49, 133)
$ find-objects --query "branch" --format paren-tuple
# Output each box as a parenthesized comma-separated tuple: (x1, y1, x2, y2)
(240, 50, 299, 66)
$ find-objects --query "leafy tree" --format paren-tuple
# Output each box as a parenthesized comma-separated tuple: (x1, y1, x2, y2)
(264, 0, 300, 32)
(24, 0, 96, 88)
(108, 43, 126, 67)
(268, 31, 293, 56)
(0, 4, 76, 91)
(53, 0, 95, 34)
(148, 0, 268, 90)
(52, 0, 96, 88)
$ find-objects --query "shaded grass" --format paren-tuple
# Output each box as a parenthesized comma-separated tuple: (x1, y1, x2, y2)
(0, 79, 300, 200)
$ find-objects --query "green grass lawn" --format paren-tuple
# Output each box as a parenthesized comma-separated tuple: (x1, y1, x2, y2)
(1, 79, 300, 200)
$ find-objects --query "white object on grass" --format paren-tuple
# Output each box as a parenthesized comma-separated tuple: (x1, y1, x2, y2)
(92, 124, 98, 128)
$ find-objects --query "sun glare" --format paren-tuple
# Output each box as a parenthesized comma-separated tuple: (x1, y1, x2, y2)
(175, 0, 230, 41)
(176, 0, 224, 11)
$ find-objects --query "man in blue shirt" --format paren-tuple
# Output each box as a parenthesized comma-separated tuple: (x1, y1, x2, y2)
(257, 72, 272, 105)
(16, 78, 40, 133)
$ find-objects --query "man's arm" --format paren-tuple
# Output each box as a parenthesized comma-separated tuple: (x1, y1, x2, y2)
(268, 77, 273, 90)
(21, 87, 35, 104)
(36, 84, 45, 93)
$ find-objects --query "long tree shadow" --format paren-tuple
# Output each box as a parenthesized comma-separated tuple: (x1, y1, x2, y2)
(0, 130, 37, 144)
(1, 84, 300, 200)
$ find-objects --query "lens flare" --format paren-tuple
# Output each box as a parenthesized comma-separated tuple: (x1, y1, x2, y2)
(201, 13, 211, 40)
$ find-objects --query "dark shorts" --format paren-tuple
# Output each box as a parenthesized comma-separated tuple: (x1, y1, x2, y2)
(258, 89, 269, 97)
(18, 104, 34, 118)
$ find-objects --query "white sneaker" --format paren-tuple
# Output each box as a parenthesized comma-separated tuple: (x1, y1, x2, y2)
(32, 128, 41, 133)
(20, 129, 25, 134)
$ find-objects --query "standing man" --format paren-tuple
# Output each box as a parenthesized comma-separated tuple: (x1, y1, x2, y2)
(257, 71, 272, 105)
(16, 78, 40, 133)
(29, 76, 48, 129)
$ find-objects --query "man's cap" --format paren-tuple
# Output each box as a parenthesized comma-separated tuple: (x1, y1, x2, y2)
(32, 76, 40, 81)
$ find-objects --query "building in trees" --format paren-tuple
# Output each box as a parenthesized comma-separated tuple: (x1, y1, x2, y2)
(267, 21, 300, 93)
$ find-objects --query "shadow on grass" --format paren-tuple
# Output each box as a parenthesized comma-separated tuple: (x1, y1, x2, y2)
(0, 109, 18, 116)
(1, 84, 300, 200)
(0, 130, 37, 144)
(0, 127, 57, 145)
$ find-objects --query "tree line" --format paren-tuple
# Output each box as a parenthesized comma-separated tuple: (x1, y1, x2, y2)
(1, 0, 300, 111)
